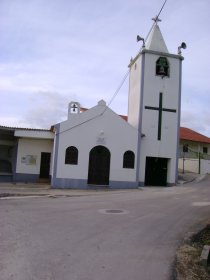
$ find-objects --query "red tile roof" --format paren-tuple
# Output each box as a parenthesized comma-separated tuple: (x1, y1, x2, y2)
(119, 115, 128, 121)
(180, 127, 210, 144)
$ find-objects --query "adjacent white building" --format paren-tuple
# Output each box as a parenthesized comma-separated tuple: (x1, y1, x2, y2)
(179, 127, 210, 174)
(0, 21, 190, 188)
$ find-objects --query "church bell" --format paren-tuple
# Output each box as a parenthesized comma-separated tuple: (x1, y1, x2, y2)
(158, 65, 166, 75)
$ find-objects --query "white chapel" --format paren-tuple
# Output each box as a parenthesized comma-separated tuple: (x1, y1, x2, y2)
(0, 21, 185, 188)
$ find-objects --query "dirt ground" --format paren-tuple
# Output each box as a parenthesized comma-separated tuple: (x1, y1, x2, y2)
(175, 224, 210, 280)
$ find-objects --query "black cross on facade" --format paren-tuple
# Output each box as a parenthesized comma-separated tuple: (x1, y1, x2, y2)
(145, 92, 176, 141)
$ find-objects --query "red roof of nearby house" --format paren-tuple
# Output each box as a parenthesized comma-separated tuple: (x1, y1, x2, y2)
(180, 127, 210, 144)
(119, 115, 128, 121)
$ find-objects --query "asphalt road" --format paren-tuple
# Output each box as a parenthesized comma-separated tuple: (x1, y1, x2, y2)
(0, 177, 210, 280)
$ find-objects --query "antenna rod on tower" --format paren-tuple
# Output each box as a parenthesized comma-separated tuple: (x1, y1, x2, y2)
(145, 0, 168, 42)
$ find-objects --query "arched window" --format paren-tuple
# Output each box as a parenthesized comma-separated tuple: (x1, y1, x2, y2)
(156, 57, 169, 77)
(65, 146, 78, 165)
(123, 151, 135, 169)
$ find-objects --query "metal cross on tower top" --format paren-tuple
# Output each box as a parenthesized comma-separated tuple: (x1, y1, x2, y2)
(152, 15, 162, 23)
(152, 0, 168, 24)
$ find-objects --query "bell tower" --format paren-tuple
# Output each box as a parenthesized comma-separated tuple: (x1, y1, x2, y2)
(128, 20, 185, 186)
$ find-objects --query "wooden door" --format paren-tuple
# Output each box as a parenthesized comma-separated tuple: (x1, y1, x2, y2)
(88, 146, 110, 185)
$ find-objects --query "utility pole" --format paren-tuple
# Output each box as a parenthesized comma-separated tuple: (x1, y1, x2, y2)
(198, 152, 201, 174)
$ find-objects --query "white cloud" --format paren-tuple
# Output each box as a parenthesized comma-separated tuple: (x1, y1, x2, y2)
(181, 108, 210, 137)
(20, 91, 75, 128)
(0, 0, 210, 136)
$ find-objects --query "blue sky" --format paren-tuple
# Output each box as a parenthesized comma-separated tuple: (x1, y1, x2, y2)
(0, 0, 210, 136)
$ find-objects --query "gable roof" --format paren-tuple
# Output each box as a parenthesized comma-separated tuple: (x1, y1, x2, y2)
(81, 108, 128, 122)
(180, 127, 210, 144)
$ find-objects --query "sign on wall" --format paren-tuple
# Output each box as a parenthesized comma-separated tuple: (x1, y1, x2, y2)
(21, 155, 37, 165)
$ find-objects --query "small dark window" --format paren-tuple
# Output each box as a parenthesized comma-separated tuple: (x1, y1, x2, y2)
(65, 146, 78, 165)
(156, 57, 169, 77)
(183, 144, 188, 153)
(123, 151, 135, 169)
(203, 147, 208, 154)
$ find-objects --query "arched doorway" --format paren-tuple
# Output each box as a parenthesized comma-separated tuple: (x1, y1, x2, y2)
(88, 146, 110, 185)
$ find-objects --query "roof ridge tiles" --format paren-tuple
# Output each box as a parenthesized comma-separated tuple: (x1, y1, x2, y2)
(0, 125, 51, 132)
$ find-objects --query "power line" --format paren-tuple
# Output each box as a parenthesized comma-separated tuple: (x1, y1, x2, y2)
(57, 69, 130, 135)
(158, 0, 168, 18)
(102, 68, 130, 114)
(105, 0, 168, 111)
(57, 0, 168, 135)
(56, 113, 104, 135)
(107, 69, 130, 108)
(145, 0, 168, 43)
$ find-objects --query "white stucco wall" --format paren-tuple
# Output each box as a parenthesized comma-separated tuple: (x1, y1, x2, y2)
(139, 53, 181, 184)
(180, 140, 210, 158)
(178, 158, 210, 175)
(55, 104, 138, 183)
(178, 158, 199, 174)
(128, 55, 142, 128)
(16, 138, 54, 175)
(15, 130, 54, 139)
(201, 159, 210, 174)
(128, 50, 182, 185)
